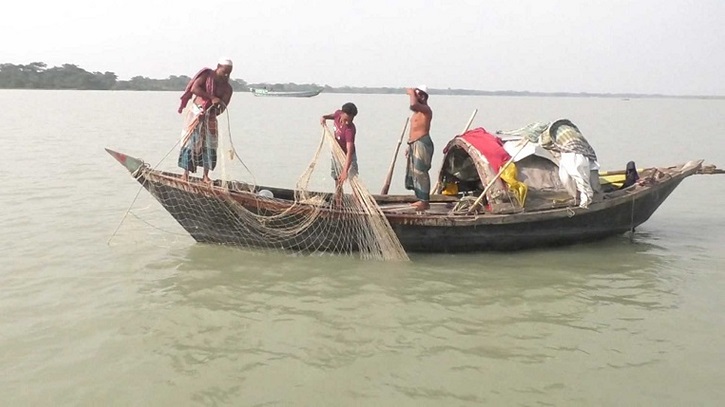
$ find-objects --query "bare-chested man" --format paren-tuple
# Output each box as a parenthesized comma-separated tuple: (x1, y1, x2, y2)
(404, 86, 434, 211)
(177, 58, 234, 183)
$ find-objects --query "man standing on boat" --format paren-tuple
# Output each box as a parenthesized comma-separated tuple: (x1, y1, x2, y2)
(405, 86, 434, 211)
(321, 102, 358, 191)
(177, 58, 234, 183)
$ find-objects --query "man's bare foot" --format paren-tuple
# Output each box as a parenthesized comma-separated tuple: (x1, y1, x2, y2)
(202, 176, 212, 184)
(410, 201, 430, 211)
(181, 173, 189, 182)
(332, 191, 343, 208)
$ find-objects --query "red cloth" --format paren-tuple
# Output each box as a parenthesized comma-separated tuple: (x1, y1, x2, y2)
(178, 68, 215, 113)
(333, 110, 356, 153)
(451, 127, 511, 172)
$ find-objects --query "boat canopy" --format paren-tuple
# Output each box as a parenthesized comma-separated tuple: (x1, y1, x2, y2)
(434, 127, 571, 211)
(501, 139, 567, 191)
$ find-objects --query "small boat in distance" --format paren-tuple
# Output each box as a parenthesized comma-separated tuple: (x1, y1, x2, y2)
(250, 87, 322, 98)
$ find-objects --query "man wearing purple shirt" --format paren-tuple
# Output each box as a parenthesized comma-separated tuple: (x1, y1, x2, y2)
(321, 102, 359, 190)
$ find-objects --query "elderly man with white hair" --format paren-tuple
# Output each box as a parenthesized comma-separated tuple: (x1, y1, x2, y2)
(177, 58, 235, 183)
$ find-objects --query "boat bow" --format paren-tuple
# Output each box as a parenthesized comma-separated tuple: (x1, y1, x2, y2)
(105, 148, 145, 174)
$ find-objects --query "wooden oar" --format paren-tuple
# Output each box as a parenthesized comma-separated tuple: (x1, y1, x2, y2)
(600, 164, 724, 176)
(462, 108, 478, 134)
(600, 165, 724, 176)
(466, 139, 530, 214)
(599, 168, 642, 176)
(380, 118, 410, 195)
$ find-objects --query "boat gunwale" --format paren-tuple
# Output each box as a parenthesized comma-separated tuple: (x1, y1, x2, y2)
(134, 159, 702, 227)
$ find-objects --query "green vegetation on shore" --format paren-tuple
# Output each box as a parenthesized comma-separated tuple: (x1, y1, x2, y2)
(1, 62, 721, 99)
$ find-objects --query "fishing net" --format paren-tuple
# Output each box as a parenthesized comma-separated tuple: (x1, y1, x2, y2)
(112, 107, 409, 261)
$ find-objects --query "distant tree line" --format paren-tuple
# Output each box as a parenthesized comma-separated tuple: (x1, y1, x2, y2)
(0, 62, 118, 90)
(0, 62, 249, 92)
(1, 62, 721, 99)
(0, 63, 506, 94)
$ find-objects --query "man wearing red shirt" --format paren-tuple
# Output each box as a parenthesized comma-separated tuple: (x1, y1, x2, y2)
(321, 102, 358, 190)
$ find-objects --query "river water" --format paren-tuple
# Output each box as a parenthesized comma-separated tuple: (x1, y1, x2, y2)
(1, 90, 724, 405)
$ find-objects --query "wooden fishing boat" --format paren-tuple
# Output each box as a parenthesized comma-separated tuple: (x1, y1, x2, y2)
(106, 146, 709, 253)
(250, 88, 322, 98)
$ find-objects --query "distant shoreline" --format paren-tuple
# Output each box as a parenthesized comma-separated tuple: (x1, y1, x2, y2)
(2, 88, 723, 100)
(1, 62, 723, 100)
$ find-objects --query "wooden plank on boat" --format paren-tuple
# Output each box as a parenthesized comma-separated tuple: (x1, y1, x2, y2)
(698, 164, 724, 175)
(373, 194, 460, 203)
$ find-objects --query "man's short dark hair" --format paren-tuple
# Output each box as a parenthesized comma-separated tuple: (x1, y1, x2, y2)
(341, 102, 358, 116)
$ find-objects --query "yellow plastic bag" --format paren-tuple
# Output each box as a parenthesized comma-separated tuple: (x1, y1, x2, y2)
(500, 163, 528, 206)
(442, 182, 459, 196)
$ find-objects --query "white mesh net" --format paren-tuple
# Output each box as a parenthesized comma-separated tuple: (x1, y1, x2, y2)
(111, 106, 409, 262)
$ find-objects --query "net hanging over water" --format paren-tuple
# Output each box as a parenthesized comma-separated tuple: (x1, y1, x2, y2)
(115, 108, 409, 262)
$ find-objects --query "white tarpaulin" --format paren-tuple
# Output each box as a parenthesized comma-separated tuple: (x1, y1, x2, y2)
(503, 139, 558, 164)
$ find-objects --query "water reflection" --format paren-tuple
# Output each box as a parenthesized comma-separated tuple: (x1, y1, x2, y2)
(122, 237, 683, 404)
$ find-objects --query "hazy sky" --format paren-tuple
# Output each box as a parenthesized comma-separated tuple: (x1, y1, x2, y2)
(7, 0, 724, 95)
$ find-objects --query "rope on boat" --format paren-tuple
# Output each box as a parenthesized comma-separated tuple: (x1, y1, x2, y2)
(107, 141, 182, 245)
(108, 185, 145, 245)
(218, 102, 257, 188)
(128, 210, 189, 237)
(629, 195, 636, 242)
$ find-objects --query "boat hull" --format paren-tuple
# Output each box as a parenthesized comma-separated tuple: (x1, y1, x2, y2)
(107, 149, 700, 253)
(389, 175, 684, 252)
(137, 175, 367, 253)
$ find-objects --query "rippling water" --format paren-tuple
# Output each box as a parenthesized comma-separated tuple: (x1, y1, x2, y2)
(1, 90, 724, 405)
